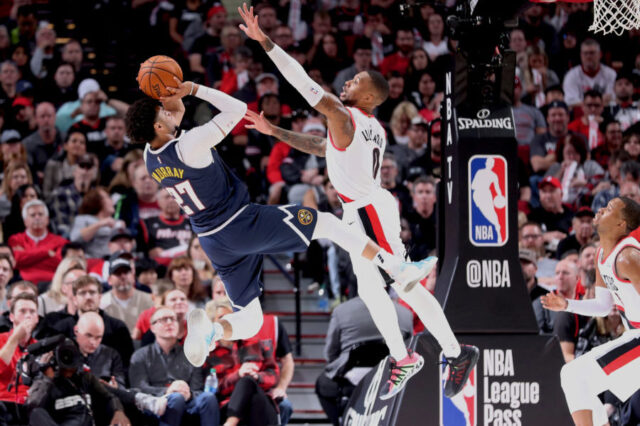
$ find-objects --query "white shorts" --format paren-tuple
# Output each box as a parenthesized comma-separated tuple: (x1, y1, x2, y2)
(575, 329, 640, 402)
(341, 186, 406, 259)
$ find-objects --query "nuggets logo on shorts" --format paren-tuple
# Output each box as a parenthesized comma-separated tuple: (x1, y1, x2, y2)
(468, 155, 508, 247)
(297, 209, 313, 225)
(440, 353, 477, 426)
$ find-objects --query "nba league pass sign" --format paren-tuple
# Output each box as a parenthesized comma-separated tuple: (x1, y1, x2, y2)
(346, 334, 572, 426)
(468, 155, 507, 247)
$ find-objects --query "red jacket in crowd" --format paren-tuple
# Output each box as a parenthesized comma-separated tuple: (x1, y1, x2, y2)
(205, 315, 280, 405)
(8, 232, 69, 284)
(0, 331, 36, 404)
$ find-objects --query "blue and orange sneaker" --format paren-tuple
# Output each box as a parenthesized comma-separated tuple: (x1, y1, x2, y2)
(379, 350, 425, 400)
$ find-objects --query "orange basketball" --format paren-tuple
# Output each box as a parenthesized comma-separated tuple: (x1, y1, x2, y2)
(137, 55, 183, 99)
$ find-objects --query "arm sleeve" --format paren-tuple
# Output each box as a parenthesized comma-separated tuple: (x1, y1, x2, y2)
(566, 287, 614, 317)
(266, 45, 325, 107)
(177, 87, 247, 169)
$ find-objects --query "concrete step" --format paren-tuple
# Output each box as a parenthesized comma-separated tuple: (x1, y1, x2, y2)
(262, 294, 324, 313)
(290, 340, 325, 359)
(292, 363, 325, 384)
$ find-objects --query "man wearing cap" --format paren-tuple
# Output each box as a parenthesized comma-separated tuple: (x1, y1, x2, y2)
(100, 254, 152, 333)
(11, 96, 35, 137)
(604, 73, 640, 131)
(513, 76, 547, 146)
(188, 3, 227, 57)
(48, 154, 97, 238)
(389, 116, 428, 181)
(0, 129, 25, 165)
(55, 78, 128, 136)
(556, 207, 595, 260)
(562, 39, 616, 108)
(528, 176, 574, 247)
(22, 102, 62, 177)
(530, 100, 571, 174)
(87, 230, 136, 283)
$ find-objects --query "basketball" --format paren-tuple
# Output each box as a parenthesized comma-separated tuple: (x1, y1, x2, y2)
(137, 55, 183, 99)
(493, 195, 506, 209)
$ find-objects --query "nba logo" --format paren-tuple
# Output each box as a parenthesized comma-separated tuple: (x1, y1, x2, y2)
(468, 155, 508, 246)
(440, 353, 477, 426)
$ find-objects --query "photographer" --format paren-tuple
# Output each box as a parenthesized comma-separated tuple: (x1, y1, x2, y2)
(0, 293, 38, 424)
(26, 337, 130, 426)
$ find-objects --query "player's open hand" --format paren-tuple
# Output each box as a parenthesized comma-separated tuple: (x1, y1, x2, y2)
(238, 3, 266, 42)
(540, 291, 568, 311)
(244, 110, 274, 136)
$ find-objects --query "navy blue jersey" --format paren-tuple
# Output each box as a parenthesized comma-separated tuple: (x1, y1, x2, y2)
(144, 140, 250, 234)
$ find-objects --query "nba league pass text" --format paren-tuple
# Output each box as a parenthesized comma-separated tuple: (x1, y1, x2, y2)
(483, 349, 540, 426)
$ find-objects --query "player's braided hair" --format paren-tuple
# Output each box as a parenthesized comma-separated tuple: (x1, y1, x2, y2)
(366, 70, 389, 105)
(619, 196, 640, 233)
(125, 97, 160, 144)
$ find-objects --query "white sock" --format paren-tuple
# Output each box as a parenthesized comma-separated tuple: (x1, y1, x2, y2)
(393, 282, 461, 358)
(372, 249, 402, 277)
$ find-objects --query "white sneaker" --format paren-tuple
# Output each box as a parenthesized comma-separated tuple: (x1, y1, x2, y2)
(184, 309, 214, 367)
(135, 393, 167, 417)
(394, 256, 437, 292)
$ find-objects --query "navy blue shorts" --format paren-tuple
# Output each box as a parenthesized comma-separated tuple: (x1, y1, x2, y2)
(198, 203, 318, 309)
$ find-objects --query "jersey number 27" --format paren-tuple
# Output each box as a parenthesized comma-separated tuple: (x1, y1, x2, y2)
(166, 181, 205, 216)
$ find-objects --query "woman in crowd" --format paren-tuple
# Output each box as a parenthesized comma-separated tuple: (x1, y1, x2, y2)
(422, 13, 449, 61)
(520, 45, 560, 108)
(166, 256, 208, 311)
(0, 161, 32, 220)
(389, 101, 419, 145)
(188, 235, 216, 287)
(409, 69, 442, 115)
(2, 183, 40, 240)
(545, 134, 604, 207)
(309, 32, 347, 85)
(205, 297, 280, 426)
(135, 286, 188, 345)
(108, 148, 144, 196)
(405, 48, 430, 93)
(622, 132, 640, 162)
(37, 256, 86, 316)
(133, 279, 175, 341)
(42, 130, 87, 198)
(70, 187, 123, 259)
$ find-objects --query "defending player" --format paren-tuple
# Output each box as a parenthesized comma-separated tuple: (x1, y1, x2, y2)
(124, 79, 436, 378)
(238, 3, 478, 399)
(542, 197, 640, 426)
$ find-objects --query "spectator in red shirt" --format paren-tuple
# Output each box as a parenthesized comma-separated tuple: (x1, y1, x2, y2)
(8, 199, 68, 284)
(379, 27, 414, 77)
(568, 89, 605, 150)
(0, 292, 38, 409)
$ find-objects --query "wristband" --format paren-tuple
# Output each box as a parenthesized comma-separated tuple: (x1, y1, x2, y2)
(189, 82, 195, 96)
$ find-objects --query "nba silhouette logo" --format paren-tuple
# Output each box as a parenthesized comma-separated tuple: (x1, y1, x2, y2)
(468, 155, 508, 246)
(439, 353, 477, 426)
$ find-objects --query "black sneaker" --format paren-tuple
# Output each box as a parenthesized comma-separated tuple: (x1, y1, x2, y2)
(444, 345, 479, 398)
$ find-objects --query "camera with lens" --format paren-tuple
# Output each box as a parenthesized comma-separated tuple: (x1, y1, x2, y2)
(15, 335, 83, 386)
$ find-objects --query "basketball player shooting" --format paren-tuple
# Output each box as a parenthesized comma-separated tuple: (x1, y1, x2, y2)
(124, 78, 438, 374)
(239, 3, 478, 400)
(541, 197, 640, 426)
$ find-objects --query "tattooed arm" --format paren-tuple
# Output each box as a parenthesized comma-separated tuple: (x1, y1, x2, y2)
(245, 110, 326, 157)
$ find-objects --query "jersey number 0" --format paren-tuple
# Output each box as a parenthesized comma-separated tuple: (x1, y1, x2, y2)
(166, 181, 206, 216)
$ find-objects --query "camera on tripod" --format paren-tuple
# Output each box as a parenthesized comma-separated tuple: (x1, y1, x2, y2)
(15, 335, 83, 386)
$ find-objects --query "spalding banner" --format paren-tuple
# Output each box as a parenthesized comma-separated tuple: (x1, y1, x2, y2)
(344, 333, 572, 426)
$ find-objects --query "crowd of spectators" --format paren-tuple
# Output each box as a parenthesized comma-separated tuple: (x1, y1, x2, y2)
(0, 0, 639, 424)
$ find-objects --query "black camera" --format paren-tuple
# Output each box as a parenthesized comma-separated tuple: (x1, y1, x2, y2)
(15, 335, 83, 386)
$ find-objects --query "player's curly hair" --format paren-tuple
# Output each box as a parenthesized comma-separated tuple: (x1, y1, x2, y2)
(125, 97, 160, 144)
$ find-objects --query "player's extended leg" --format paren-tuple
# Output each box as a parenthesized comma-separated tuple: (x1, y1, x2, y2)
(349, 255, 425, 400)
(392, 281, 479, 397)
(560, 358, 610, 426)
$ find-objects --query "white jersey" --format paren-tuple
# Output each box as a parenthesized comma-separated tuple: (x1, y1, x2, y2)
(597, 236, 640, 330)
(325, 107, 386, 201)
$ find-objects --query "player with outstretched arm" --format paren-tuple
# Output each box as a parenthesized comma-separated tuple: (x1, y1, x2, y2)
(542, 197, 640, 426)
(238, 3, 478, 400)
